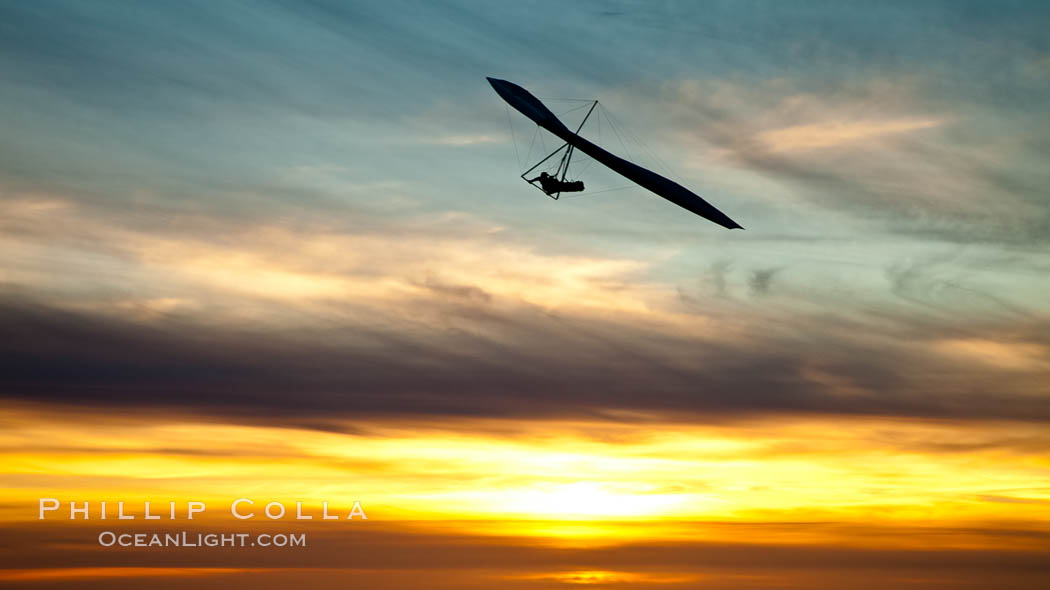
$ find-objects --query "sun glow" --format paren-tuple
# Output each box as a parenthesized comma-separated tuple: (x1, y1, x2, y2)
(1, 405, 1048, 548)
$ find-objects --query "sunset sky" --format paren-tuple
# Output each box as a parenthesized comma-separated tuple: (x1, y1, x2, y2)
(2, 1, 1049, 588)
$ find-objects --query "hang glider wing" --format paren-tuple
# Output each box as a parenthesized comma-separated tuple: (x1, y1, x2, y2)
(488, 77, 743, 230)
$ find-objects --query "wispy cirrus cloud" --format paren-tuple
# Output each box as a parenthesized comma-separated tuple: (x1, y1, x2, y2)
(755, 117, 944, 153)
(652, 75, 1049, 241)
(421, 134, 505, 146)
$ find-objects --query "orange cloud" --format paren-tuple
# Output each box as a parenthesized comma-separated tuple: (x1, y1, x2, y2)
(756, 118, 943, 152)
(936, 338, 1048, 370)
(3, 406, 1048, 546)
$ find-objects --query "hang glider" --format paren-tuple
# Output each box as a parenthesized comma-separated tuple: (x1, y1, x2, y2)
(488, 77, 742, 230)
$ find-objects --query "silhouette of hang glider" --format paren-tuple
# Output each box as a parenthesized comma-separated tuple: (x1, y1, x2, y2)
(488, 77, 742, 230)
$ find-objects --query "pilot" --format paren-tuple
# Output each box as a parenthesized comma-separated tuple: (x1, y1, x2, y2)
(527, 172, 560, 195)
(528, 171, 584, 195)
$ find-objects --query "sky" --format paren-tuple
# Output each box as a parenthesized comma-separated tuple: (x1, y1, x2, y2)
(1, 1, 1049, 588)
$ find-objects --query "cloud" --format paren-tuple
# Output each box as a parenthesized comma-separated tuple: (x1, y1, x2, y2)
(748, 267, 782, 296)
(936, 339, 1048, 371)
(1, 520, 1049, 590)
(1, 187, 1049, 424)
(658, 75, 1050, 242)
(422, 134, 505, 146)
(2, 285, 1048, 423)
(756, 118, 944, 153)
(979, 494, 1050, 505)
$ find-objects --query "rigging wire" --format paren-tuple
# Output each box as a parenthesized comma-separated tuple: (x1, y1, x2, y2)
(600, 103, 634, 162)
(554, 101, 596, 119)
(600, 103, 681, 183)
(505, 104, 521, 171)
(523, 125, 540, 174)
(561, 185, 634, 198)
